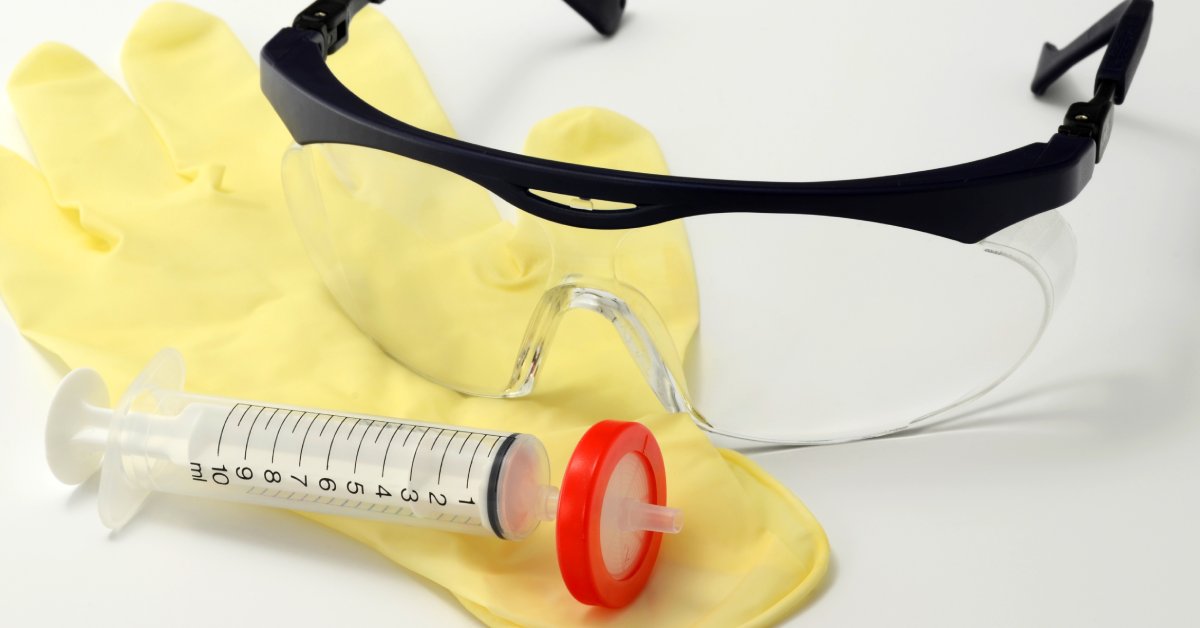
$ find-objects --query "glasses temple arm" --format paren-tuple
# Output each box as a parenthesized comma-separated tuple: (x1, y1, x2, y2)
(1031, 0, 1153, 163)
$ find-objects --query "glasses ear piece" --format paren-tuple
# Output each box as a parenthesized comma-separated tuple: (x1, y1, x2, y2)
(1031, 0, 1153, 103)
(561, 0, 627, 37)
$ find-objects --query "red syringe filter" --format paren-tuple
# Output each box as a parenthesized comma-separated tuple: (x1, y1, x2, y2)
(556, 420, 680, 608)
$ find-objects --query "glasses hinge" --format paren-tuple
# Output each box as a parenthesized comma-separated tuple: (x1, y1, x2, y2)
(294, 0, 382, 56)
(1058, 80, 1118, 164)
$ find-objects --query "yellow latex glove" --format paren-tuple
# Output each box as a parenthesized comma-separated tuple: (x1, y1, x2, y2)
(0, 3, 828, 626)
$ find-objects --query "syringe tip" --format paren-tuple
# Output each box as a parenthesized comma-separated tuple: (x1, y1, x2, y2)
(45, 368, 113, 485)
(540, 485, 561, 522)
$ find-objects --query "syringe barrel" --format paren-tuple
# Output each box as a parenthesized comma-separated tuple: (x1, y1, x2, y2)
(111, 389, 551, 540)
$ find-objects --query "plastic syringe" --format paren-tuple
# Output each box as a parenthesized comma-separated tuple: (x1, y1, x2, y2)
(46, 349, 682, 607)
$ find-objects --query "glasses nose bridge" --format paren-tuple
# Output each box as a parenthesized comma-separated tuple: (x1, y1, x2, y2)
(564, 283, 690, 414)
(510, 278, 690, 413)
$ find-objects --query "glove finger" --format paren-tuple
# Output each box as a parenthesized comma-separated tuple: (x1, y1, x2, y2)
(7, 43, 180, 215)
(0, 148, 104, 326)
(329, 7, 457, 138)
(120, 3, 291, 196)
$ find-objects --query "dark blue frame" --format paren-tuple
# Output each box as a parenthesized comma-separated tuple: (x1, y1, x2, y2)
(262, 0, 1153, 244)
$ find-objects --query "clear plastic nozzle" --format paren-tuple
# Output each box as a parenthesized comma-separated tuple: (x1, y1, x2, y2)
(623, 500, 684, 534)
(537, 484, 683, 534)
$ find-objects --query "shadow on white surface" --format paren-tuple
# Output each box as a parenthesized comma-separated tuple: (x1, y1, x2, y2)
(900, 373, 1156, 438)
(736, 349, 1194, 457)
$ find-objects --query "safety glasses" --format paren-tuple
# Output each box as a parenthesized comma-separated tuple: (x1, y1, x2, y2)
(262, 0, 1153, 444)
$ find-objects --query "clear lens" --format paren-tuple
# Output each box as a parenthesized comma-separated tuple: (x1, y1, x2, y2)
(678, 210, 1075, 444)
(283, 142, 553, 394)
(281, 143, 695, 398)
(282, 142, 1074, 444)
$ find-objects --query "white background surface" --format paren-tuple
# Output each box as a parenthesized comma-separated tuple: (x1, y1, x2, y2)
(3, 0, 1198, 626)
